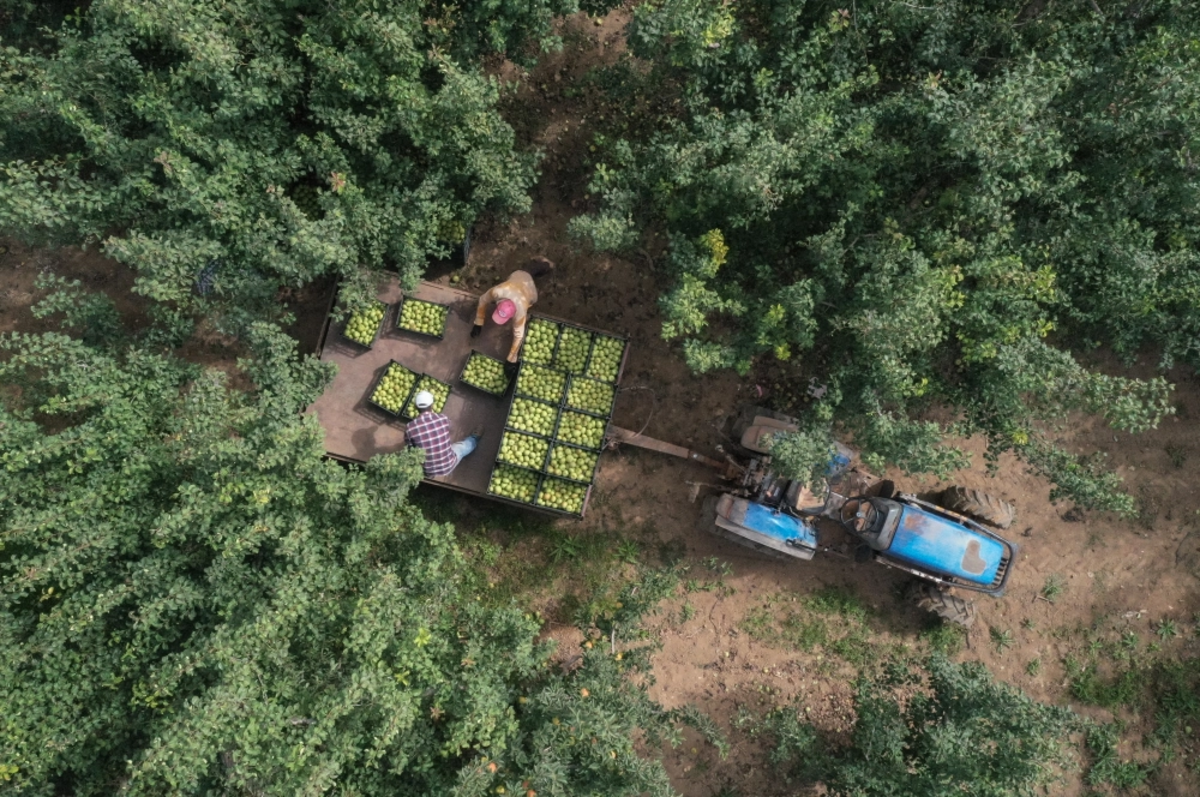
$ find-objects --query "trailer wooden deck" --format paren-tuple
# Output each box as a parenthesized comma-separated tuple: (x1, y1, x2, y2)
(307, 279, 514, 496)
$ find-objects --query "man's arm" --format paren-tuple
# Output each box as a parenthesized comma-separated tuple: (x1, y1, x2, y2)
(505, 307, 528, 363)
(474, 287, 496, 327)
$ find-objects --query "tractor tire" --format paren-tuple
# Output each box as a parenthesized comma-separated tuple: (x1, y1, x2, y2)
(941, 485, 1015, 530)
(913, 583, 977, 629)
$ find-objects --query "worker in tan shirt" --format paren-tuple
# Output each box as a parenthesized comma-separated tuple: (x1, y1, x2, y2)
(471, 257, 555, 364)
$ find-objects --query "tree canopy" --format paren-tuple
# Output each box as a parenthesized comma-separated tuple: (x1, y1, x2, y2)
(0, 299, 686, 795)
(763, 655, 1079, 797)
(571, 0, 1197, 505)
(0, 0, 625, 328)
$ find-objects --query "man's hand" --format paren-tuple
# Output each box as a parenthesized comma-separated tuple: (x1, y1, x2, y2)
(470, 324, 483, 338)
(504, 360, 519, 380)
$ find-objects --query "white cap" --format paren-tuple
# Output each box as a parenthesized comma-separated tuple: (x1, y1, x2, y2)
(413, 390, 435, 409)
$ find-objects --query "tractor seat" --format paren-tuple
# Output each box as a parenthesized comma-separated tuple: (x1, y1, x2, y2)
(739, 416, 798, 454)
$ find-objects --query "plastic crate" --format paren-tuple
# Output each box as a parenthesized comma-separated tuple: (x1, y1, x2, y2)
(553, 410, 607, 451)
(402, 374, 452, 419)
(496, 430, 552, 472)
(458, 350, 512, 396)
(395, 296, 449, 339)
(552, 321, 592, 375)
(563, 374, 616, 419)
(505, 395, 560, 439)
(535, 476, 590, 517)
(584, 333, 628, 384)
(340, 300, 389, 349)
(367, 360, 421, 417)
(544, 441, 601, 486)
(486, 462, 543, 506)
(520, 316, 561, 366)
(514, 361, 568, 405)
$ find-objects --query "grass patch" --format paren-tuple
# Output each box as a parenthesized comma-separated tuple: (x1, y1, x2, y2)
(1085, 722, 1153, 790)
(921, 622, 966, 656)
(1066, 656, 1143, 709)
(740, 587, 876, 667)
(990, 626, 1014, 653)
(1041, 573, 1066, 603)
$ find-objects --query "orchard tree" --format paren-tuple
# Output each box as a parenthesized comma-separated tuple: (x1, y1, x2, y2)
(571, 0, 1196, 508)
(0, 0, 611, 329)
(0, 293, 686, 795)
(762, 655, 1080, 796)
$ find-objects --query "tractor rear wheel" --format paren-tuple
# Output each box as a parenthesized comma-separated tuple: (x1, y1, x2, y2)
(941, 485, 1015, 530)
(913, 583, 977, 628)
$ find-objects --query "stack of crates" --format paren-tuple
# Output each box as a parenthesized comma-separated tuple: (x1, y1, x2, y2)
(486, 316, 627, 517)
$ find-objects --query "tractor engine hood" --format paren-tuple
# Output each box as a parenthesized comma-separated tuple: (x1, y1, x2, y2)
(886, 505, 1007, 587)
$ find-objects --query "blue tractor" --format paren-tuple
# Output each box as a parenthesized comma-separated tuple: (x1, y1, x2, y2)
(697, 407, 1019, 627)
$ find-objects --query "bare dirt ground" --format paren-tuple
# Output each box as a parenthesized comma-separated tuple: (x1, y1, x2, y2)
(2, 11, 1198, 797)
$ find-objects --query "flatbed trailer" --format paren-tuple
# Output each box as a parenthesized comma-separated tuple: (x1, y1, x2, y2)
(306, 278, 631, 517)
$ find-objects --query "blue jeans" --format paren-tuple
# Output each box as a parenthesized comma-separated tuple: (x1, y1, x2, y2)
(451, 434, 479, 461)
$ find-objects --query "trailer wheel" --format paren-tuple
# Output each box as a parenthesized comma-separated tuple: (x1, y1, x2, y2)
(913, 583, 977, 628)
(941, 485, 1015, 530)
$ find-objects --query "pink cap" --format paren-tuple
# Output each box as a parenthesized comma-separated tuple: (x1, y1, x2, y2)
(492, 299, 516, 324)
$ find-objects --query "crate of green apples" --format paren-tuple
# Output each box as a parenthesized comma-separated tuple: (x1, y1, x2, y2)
(585, 334, 626, 383)
(403, 375, 451, 419)
(546, 442, 600, 485)
(368, 360, 419, 417)
(515, 363, 567, 404)
(522, 317, 560, 366)
(564, 375, 615, 418)
(396, 297, 448, 338)
(506, 397, 559, 438)
(497, 430, 551, 472)
(536, 477, 589, 516)
(555, 410, 606, 450)
(487, 463, 541, 504)
(554, 323, 591, 374)
(341, 300, 388, 349)
(459, 350, 511, 396)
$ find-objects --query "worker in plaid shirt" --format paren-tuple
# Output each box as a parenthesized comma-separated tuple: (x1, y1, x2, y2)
(405, 390, 480, 477)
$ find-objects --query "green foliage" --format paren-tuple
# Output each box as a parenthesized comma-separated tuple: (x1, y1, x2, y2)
(0, 312, 684, 796)
(0, 0, 549, 331)
(740, 588, 875, 667)
(764, 656, 1080, 796)
(1085, 723, 1152, 790)
(1041, 574, 1066, 603)
(766, 425, 834, 487)
(1018, 438, 1137, 515)
(572, 0, 1194, 500)
(991, 626, 1015, 653)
